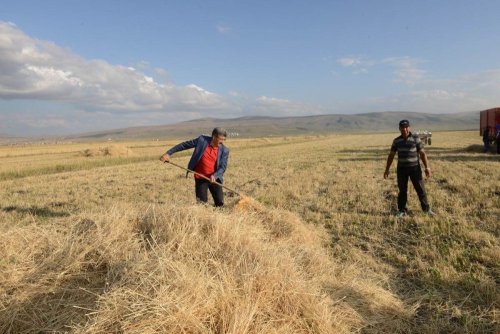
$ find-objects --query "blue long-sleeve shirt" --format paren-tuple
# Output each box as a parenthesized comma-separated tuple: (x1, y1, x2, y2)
(166, 135, 229, 182)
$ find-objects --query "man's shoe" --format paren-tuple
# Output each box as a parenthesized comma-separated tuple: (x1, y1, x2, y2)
(425, 209, 435, 216)
(395, 211, 406, 218)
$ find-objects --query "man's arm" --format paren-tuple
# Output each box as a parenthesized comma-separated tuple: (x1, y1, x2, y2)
(419, 149, 432, 178)
(384, 151, 396, 179)
(159, 137, 199, 162)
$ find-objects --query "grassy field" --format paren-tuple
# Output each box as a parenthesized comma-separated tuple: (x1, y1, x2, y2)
(0, 130, 498, 333)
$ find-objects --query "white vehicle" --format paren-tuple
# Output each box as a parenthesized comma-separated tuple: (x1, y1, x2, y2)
(415, 130, 432, 145)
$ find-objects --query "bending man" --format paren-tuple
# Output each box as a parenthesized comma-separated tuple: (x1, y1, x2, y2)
(160, 127, 229, 207)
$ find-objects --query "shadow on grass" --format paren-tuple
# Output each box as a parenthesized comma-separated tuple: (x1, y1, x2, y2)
(324, 285, 415, 333)
(431, 154, 500, 163)
(338, 157, 384, 162)
(336, 145, 500, 162)
(333, 148, 389, 163)
(1, 205, 70, 217)
(397, 271, 497, 333)
(427, 144, 500, 154)
(427, 144, 500, 160)
(338, 148, 391, 155)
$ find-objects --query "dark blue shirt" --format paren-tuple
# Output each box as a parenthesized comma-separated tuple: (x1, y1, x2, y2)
(167, 135, 229, 182)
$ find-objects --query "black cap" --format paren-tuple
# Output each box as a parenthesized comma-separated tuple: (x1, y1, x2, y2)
(399, 119, 410, 128)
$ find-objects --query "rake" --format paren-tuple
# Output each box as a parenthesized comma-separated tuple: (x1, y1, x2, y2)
(164, 160, 242, 197)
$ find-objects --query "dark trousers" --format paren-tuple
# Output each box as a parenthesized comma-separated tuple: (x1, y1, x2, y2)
(195, 178, 224, 207)
(483, 139, 489, 152)
(397, 165, 429, 212)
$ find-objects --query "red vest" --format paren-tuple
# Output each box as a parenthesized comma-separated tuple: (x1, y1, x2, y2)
(194, 144, 219, 179)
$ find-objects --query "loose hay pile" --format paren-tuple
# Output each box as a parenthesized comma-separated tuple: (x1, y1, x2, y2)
(79, 145, 133, 157)
(0, 204, 413, 333)
(233, 195, 255, 211)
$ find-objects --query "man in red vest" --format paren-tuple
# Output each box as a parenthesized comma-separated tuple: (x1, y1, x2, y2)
(160, 128, 229, 207)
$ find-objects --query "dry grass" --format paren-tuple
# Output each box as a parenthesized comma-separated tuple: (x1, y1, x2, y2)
(0, 131, 498, 333)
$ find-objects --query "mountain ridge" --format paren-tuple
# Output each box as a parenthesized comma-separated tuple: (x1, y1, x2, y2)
(65, 111, 478, 140)
(0, 111, 478, 143)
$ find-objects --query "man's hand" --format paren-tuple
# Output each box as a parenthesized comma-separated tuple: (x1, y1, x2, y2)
(424, 168, 432, 178)
(160, 153, 170, 163)
(210, 175, 216, 183)
(383, 169, 390, 179)
(419, 150, 431, 179)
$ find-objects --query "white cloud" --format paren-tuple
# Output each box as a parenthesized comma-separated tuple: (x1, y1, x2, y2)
(365, 77, 499, 113)
(337, 55, 427, 83)
(257, 96, 290, 104)
(216, 24, 231, 34)
(402, 69, 500, 112)
(333, 54, 500, 113)
(154, 67, 169, 79)
(253, 96, 325, 117)
(337, 57, 363, 67)
(382, 57, 427, 85)
(0, 22, 230, 113)
(337, 56, 374, 75)
(15, 114, 68, 129)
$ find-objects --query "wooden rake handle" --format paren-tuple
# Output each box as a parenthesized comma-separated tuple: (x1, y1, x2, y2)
(164, 160, 241, 196)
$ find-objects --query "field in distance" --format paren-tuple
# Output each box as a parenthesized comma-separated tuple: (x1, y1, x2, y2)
(0, 130, 498, 333)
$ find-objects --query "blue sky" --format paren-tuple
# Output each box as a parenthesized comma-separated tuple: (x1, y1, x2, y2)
(1, 1, 500, 136)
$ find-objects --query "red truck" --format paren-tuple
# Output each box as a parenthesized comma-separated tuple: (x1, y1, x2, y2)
(480, 107, 500, 143)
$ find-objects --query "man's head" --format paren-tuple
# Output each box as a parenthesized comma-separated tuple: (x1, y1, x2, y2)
(211, 127, 227, 146)
(399, 119, 410, 137)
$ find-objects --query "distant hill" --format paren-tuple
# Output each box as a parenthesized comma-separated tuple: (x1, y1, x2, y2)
(68, 111, 478, 140)
(0, 134, 23, 144)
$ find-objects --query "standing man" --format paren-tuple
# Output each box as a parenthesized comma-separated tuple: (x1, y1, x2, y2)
(482, 126, 490, 153)
(384, 120, 434, 217)
(496, 125, 500, 154)
(160, 127, 229, 207)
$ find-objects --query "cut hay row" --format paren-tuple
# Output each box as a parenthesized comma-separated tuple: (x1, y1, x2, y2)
(0, 203, 410, 333)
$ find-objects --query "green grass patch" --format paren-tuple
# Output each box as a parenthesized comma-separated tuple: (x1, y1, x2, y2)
(0, 156, 155, 181)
